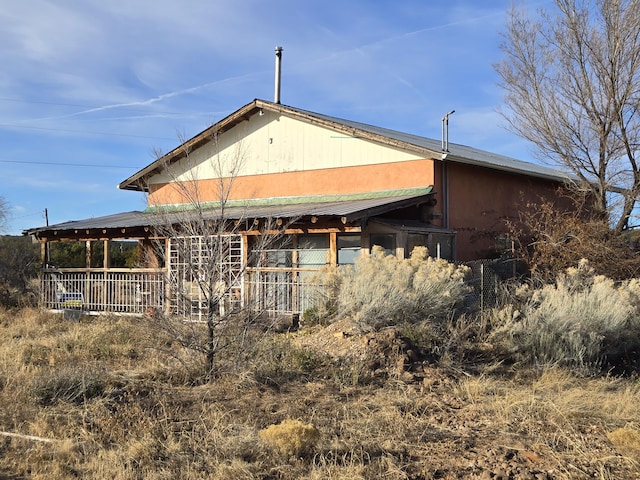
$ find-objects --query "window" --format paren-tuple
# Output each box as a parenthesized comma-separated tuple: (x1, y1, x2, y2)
(407, 233, 454, 260)
(337, 234, 361, 265)
(248, 235, 293, 268)
(371, 234, 396, 256)
(297, 234, 329, 268)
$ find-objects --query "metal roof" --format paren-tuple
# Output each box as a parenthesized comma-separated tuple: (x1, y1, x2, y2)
(26, 211, 151, 234)
(280, 103, 572, 183)
(119, 99, 572, 192)
(23, 190, 435, 238)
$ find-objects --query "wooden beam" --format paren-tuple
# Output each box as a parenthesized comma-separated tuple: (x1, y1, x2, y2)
(103, 240, 110, 269)
(329, 232, 337, 266)
(85, 240, 92, 269)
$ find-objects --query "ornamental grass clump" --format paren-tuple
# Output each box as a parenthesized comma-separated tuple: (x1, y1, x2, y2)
(331, 246, 470, 330)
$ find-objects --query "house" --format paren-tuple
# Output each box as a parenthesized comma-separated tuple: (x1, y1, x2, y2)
(24, 98, 574, 318)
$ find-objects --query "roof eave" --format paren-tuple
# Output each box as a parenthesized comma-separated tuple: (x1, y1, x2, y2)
(118, 99, 268, 192)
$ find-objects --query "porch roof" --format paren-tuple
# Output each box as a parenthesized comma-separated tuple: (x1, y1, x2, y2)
(23, 188, 436, 241)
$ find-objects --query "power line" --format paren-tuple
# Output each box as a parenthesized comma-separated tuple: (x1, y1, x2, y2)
(0, 159, 142, 169)
(10, 211, 46, 220)
(0, 122, 176, 140)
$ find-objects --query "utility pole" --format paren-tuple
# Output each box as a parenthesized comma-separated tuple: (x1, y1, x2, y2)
(44, 208, 50, 265)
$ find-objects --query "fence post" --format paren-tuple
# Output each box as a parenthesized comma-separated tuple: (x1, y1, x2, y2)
(480, 262, 484, 319)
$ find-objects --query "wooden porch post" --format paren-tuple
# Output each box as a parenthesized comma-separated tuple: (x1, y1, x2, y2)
(84, 240, 91, 309)
(241, 234, 249, 308)
(103, 240, 110, 311)
(397, 231, 408, 259)
(292, 235, 299, 313)
(164, 238, 171, 316)
(329, 232, 337, 266)
(85, 240, 92, 268)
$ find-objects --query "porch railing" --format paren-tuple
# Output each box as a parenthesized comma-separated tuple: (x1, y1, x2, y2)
(245, 268, 323, 316)
(42, 268, 165, 314)
(41, 267, 323, 317)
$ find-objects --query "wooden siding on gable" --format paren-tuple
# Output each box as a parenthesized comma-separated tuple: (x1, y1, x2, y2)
(147, 109, 426, 190)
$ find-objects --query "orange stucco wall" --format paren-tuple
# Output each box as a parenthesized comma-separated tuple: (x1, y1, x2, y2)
(147, 158, 436, 206)
(147, 152, 573, 262)
(444, 162, 570, 261)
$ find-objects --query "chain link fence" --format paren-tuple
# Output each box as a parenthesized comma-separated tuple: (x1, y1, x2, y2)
(462, 257, 519, 314)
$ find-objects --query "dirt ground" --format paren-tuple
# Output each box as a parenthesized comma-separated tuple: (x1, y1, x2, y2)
(285, 318, 640, 479)
(1, 313, 639, 479)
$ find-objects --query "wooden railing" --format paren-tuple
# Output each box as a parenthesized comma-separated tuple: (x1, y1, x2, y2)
(245, 267, 323, 316)
(41, 268, 165, 314)
(41, 267, 324, 317)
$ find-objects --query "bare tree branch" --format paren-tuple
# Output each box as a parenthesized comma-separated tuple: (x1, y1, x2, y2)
(496, 0, 640, 232)
(146, 132, 292, 380)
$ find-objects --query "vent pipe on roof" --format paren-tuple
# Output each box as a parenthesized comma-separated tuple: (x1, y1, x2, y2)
(441, 110, 455, 152)
(274, 46, 283, 104)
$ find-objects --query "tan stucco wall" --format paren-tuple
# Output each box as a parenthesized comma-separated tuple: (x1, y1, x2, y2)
(147, 110, 425, 186)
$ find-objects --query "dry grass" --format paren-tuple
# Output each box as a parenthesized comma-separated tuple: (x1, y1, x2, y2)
(608, 427, 640, 465)
(0, 307, 639, 479)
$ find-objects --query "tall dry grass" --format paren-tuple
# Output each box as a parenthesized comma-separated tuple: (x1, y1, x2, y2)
(0, 301, 639, 478)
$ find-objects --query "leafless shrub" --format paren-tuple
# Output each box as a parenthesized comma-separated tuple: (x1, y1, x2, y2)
(508, 196, 640, 283)
(146, 135, 292, 381)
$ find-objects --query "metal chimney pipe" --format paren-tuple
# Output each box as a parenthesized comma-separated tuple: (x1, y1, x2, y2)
(274, 46, 283, 104)
(441, 110, 455, 152)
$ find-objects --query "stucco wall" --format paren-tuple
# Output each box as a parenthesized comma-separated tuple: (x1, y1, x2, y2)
(148, 158, 436, 206)
(445, 161, 570, 261)
(147, 109, 426, 194)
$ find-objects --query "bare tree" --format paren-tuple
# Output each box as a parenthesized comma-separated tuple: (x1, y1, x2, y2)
(496, 0, 640, 233)
(0, 196, 8, 233)
(148, 134, 290, 379)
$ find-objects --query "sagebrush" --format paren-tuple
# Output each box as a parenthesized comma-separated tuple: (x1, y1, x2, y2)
(489, 260, 640, 373)
(310, 246, 470, 330)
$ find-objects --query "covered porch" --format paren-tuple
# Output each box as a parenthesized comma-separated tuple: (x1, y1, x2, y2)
(25, 189, 455, 319)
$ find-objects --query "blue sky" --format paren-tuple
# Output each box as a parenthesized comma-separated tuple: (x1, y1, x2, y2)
(1, 0, 552, 235)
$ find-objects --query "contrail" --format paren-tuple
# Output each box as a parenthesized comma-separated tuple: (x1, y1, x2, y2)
(22, 69, 268, 123)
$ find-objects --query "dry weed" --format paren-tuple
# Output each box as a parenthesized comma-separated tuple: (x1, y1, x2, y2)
(259, 419, 320, 457)
(607, 427, 640, 464)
